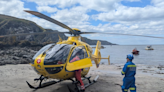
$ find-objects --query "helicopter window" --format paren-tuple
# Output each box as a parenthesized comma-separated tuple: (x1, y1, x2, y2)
(80, 46, 88, 58)
(32, 43, 55, 60)
(44, 44, 73, 65)
(83, 48, 88, 58)
(69, 46, 88, 63)
(45, 44, 67, 59)
(73, 42, 77, 45)
(45, 66, 63, 74)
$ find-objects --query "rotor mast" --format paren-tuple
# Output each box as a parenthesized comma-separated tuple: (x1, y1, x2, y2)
(67, 36, 81, 41)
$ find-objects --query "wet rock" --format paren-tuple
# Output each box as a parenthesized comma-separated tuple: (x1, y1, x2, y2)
(157, 65, 164, 70)
(0, 51, 5, 55)
(156, 72, 164, 74)
(22, 55, 31, 58)
(13, 56, 20, 60)
(0, 47, 38, 65)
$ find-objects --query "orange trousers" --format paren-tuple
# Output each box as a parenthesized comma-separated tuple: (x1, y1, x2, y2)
(75, 69, 84, 89)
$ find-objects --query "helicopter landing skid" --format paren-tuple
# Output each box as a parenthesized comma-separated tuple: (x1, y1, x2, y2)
(68, 75, 99, 92)
(26, 75, 63, 89)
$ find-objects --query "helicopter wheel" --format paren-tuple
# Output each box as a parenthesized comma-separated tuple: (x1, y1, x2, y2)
(26, 75, 63, 89)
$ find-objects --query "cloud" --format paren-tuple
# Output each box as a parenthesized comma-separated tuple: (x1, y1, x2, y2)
(124, 0, 141, 2)
(1, 0, 164, 35)
(93, 5, 164, 22)
(0, 0, 164, 44)
(37, 6, 58, 13)
(27, 0, 79, 8)
(78, 0, 121, 12)
(50, 7, 89, 26)
(151, 0, 164, 7)
(0, 0, 30, 18)
(91, 2, 164, 34)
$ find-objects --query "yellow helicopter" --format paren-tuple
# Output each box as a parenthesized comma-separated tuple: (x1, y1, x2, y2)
(21, 10, 110, 91)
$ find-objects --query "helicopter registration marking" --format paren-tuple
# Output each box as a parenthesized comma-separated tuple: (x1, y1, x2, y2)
(37, 59, 41, 64)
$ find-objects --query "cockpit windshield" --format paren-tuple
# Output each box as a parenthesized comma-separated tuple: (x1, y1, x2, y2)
(32, 43, 55, 60)
(44, 44, 73, 65)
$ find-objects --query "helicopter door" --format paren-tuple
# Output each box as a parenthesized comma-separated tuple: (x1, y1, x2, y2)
(66, 46, 92, 71)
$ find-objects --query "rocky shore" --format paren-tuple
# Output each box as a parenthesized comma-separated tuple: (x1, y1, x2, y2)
(0, 47, 40, 65)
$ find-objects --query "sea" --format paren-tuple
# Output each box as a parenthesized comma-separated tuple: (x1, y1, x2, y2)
(92, 45, 164, 65)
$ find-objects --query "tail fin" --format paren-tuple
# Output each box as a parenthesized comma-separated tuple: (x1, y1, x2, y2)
(92, 41, 101, 68)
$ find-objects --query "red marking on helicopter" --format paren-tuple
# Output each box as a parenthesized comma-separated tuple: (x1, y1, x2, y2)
(37, 59, 41, 64)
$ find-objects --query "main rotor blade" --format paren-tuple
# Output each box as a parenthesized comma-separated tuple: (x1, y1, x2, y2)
(80, 32, 164, 39)
(94, 32, 164, 39)
(24, 10, 74, 34)
(80, 32, 96, 34)
(0, 31, 69, 38)
(103, 32, 164, 39)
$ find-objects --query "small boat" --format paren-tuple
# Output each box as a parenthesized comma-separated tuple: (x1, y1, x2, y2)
(132, 48, 139, 55)
(145, 45, 154, 50)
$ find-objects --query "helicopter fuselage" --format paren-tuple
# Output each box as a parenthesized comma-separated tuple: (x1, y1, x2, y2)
(31, 36, 93, 80)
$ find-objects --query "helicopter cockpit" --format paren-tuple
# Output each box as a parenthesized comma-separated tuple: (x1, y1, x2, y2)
(44, 44, 72, 65)
(32, 44, 89, 66)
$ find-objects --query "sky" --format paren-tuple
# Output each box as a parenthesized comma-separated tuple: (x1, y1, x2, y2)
(0, 0, 164, 45)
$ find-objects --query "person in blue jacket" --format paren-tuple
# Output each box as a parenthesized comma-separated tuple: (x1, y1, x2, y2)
(121, 54, 136, 92)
